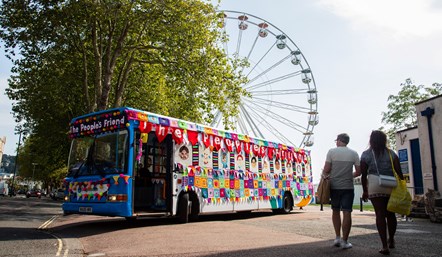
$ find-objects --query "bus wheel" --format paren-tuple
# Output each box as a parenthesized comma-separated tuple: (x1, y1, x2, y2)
(189, 192, 200, 222)
(281, 193, 293, 214)
(178, 193, 189, 223)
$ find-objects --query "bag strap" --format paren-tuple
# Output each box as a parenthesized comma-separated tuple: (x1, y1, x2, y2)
(388, 149, 398, 179)
(371, 150, 380, 175)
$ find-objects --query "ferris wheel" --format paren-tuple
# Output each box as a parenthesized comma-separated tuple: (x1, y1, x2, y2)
(211, 10, 319, 148)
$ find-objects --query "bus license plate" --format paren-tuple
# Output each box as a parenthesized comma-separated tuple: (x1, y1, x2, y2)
(79, 207, 92, 213)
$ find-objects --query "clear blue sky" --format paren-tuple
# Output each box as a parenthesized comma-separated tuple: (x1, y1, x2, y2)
(1, 0, 441, 182)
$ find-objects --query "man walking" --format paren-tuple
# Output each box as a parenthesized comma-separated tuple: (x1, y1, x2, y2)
(322, 133, 361, 249)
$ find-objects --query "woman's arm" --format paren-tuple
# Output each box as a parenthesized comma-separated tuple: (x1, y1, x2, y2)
(361, 160, 368, 201)
(393, 154, 405, 180)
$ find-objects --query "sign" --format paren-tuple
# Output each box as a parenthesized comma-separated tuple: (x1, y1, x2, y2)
(400, 162, 409, 174)
(398, 149, 408, 162)
(70, 111, 126, 136)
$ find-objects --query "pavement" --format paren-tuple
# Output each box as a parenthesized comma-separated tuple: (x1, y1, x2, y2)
(47, 204, 442, 257)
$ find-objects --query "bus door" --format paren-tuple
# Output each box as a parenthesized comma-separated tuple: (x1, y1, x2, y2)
(134, 131, 173, 213)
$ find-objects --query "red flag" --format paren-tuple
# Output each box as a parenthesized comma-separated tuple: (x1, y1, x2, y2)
(234, 140, 242, 154)
(172, 128, 184, 145)
(275, 148, 280, 160)
(155, 125, 168, 143)
(260, 146, 266, 158)
(139, 121, 153, 133)
(268, 147, 274, 159)
(243, 142, 251, 154)
(202, 133, 211, 148)
(252, 144, 260, 156)
(281, 149, 287, 161)
(213, 136, 222, 151)
(187, 130, 199, 146)
(224, 138, 234, 152)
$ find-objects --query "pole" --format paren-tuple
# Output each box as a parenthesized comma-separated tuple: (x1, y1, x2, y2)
(10, 130, 22, 196)
(32, 163, 37, 189)
(421, 107, 438, 191)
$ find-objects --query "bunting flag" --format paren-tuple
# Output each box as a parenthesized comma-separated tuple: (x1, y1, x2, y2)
(113, 175, 119, 185)
(275, 148, 280, 160)
(139, 121, 153, 133)
(268, 147, 274, 159)
(155, 125, 169, 143)
(203, 133, 211, 148)
(234, 140, 242, 154)
(172, 128, 184, 145)
(187, 130, 199, 145)
(252, 144, 260, 156)
(243, 142, 251, 154)
(224, 138, 234, 152)
(213, 136, 222, 151)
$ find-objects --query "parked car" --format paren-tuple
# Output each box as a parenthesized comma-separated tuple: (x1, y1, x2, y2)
(26, 190, 41, 198)
(50, 188, 65, 200)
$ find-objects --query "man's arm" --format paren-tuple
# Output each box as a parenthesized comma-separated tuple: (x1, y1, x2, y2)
(323, 161, 331, 175)
(353, 164, 361, 178)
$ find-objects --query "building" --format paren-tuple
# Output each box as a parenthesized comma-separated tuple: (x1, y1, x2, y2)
(395, 94, 442, 197)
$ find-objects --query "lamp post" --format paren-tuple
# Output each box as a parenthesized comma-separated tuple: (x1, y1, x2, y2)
(10, 129, 23, 196)
(32, 163, 38, 189)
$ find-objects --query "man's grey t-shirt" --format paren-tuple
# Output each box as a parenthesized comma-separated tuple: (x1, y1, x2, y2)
(326, 146, 360, 190)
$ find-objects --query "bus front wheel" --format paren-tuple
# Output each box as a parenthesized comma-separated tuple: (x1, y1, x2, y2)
(178, 193, 189, 223)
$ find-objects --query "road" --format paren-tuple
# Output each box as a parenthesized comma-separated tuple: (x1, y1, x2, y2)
(0, 195, 83, 257)
(1, 197, 442, 257)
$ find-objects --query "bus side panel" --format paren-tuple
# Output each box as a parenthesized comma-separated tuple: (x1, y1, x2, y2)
(234, 200, 259, 211)
(200, 194, 234, 213)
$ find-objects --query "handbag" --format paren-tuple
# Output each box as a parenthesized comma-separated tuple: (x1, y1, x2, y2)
(316, 174, 330, 204)
(372, 150, 397, 188)
(387, 152, 412, 215)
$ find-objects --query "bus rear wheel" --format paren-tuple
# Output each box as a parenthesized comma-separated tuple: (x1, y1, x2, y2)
(281, 193, 293, 214)
(273, 192, 293, 214)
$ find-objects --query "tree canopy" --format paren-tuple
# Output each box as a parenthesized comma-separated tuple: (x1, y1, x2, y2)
(0, 0, 247, 179)
(381, 78, 442, 147)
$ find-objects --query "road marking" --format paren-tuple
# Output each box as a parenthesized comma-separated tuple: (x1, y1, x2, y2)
(42, 231, 64, 256)
(38, 215, 58, 230)
(63, 248, 69, 257)
(56, 237, 63, 256)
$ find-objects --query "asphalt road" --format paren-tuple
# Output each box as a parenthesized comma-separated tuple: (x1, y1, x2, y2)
(48, 204, 442, 257)
(2, 196, 442, 257)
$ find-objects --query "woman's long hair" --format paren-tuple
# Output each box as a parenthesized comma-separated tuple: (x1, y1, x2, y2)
(369, 130, 387, 157)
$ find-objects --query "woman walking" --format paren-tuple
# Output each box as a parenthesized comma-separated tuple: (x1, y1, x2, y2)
(361, 130, 404, 255)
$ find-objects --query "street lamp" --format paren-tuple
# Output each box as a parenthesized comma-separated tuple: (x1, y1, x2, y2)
(32, 163, 38, 189)
(10, 129, 25, 196)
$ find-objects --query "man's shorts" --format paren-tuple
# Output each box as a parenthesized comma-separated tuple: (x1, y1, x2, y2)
(330, 189, 354, 212)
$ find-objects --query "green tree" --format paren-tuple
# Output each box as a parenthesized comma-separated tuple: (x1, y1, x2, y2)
(1, 0, 247, 177)
(381, 78, 442, 147)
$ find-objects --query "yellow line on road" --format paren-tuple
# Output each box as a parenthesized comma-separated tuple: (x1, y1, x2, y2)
(38, 215, 58, 230)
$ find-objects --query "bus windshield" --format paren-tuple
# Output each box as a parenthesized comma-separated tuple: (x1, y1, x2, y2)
(68, 130, 128, 177)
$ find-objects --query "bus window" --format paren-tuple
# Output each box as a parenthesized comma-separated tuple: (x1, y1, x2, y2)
(68, 130, 128, 177)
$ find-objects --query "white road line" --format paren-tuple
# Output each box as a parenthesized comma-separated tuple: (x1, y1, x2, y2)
(63, 248, 69, 257)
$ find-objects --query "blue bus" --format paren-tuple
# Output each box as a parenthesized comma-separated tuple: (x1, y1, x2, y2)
(62, 107, 313, 222)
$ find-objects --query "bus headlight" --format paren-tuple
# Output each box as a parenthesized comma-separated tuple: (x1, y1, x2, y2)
(107, 194, 128, 202)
